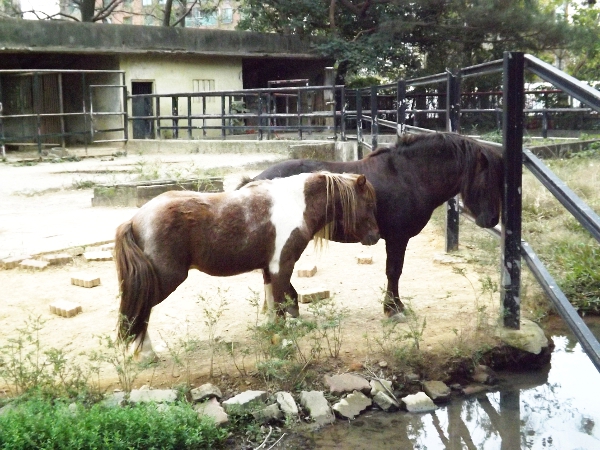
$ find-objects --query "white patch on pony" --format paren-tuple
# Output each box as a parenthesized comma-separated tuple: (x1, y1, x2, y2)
(130, 332, 157, 364)
(136, 194, 174, 248)
(266, 173, 310, 275)
(264, 283, 276, 322)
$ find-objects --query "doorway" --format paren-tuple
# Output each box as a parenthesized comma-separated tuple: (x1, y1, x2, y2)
(132, 81, 154, 139)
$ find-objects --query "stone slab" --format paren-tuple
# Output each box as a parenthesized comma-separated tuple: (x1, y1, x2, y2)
(19, 259, 49, 270)
(50, 300, 82, 318)
(422, 380, 451, 402)
(222, 390, 267, 415)
(297, 264, 317, 278)
(298, 288, 330, 304)
(42, 253, 73, 266)
(83, 251, 113, 262)
(1, 255, 31, 269)
(356, 254, 373, 264)
(324, 373, 370, 395)
(402, 392, 437, 413)
(71, 274, 101, 288)
(276, 391, 299, 419)
(332, 390, 372, 419)
(299, 391, 335, 426)
(191, 383, 222, 402)
(195, 397, 229, 426)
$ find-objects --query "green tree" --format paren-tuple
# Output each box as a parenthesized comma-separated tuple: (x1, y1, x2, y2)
(566, 3, 600, 81)
(238, 0, 571, 81)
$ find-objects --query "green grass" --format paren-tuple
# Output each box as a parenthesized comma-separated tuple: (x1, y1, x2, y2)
(0, 396, 226, 449)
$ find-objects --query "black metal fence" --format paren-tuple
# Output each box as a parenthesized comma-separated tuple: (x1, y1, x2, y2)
(358, 53, 600, 373)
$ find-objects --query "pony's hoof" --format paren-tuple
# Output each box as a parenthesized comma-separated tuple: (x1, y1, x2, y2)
(388, 312, 407, 323)
(134, 349, 158, 365)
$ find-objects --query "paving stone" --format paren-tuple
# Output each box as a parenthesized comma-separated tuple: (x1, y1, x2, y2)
(297, 264, 317, 277)
(402, 392, 437, 413)
(222, 390, 267, 415)
(372, 391, 400, 412)
(50, 300, 82, 318)
(324, 373, 370, 395)
(195, 397, 229, 426)
(1, 255, 31, 269)
(83, 250, 113, 262)
(42, 253, 73, 266)
(71, 274, 101, 288)
(332, 390, 372, 419)
(19, 259, 49, 270)
(433, 253, 465, 265)
(356, 253, 373, 264)
(276, 391, 299, 419)
(66, 247, 85, 257)
(370, 379, 393, 397)
(299, 391, 335, 426)
(191, 383, 222, 402)
(298, 288, 330, 304)
(422, 380, 451, 402)
(252, 403, 283, 423)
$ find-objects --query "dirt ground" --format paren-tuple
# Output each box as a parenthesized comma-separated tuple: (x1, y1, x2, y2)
(0, 147, 499, 392)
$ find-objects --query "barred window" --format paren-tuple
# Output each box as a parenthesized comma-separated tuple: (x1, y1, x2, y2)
(193, 79, 216, 103)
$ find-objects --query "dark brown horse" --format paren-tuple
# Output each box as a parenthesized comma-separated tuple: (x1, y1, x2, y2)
(240, 132, 503, 320)
(115, 171, 379, 359)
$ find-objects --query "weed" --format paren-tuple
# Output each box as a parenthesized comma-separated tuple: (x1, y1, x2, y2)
(71, 178, 97, 189)
(159, 319, 202, 386)
(196, 289, 229, 378)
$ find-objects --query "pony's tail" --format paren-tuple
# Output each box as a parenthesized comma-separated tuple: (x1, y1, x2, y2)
(114, 220, 160, 350)
(236, 175, 254, 190)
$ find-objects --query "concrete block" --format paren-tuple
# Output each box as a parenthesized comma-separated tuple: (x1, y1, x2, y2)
(42, 253, 73, 266)
(297, 264, 317, 277)
(299, 391, 335, 426)
(324, 373, 370, 396)
(402, 392, 437, 413)
(222, 390, 267, 415)
(1, 255, 31, 269)
(83, 251, 113, 262)
(71, 274, 101, 288)
(19, 259, 49, 270)
(50, 300, 82, 318)
(298, 288, 330, 304)
(194, 398, 229, 426)
(332, 390, 371, 419)
(356, 254, 373, 264)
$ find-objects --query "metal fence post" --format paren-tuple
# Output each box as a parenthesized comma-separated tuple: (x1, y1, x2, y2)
(445, 71, 462, 252)
(172, 96, 178, 139)
(340, 86, 346, 141)
(396, 80, 406, 135)
(501, 51, 524, 330)
(356, 89, 363, 159)
(371, 85, 378, 149)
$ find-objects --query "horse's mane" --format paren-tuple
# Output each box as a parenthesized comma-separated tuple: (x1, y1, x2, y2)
(313, 171, 376, 247)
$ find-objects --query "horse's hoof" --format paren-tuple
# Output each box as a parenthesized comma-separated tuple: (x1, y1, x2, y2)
(387, 312, 407, 323)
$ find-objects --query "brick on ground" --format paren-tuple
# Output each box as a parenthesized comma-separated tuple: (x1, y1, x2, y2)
(42, 253, 73, 265)
(71, 274, 101, 288)
(19, 259, 49, 270)
(298, 288, 330, 304)
(50, 300, 82, 318)
(83, 251, 113, 262)
(356, 253, 373, 264)
(1, 255, 31, 269)
(297, 264, 317, 278)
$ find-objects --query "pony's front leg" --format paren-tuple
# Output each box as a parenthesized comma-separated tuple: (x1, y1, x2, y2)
(262, 269, 299, 321)
(384, 238, 408, 320)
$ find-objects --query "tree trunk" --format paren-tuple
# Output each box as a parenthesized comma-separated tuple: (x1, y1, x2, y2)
(79, 0, 95, 22)
(162, 0, 174, 26)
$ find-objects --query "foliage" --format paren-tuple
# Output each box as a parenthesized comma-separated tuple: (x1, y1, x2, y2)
(564, 3, 600, 81)
(0, 397, 226, 449)
(0, 316, 97, 399)
(237, 0, 571, 80)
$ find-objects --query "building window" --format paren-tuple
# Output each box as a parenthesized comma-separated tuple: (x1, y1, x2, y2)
(193, 79, 215, 103)
(185, 8, 217, 27)
(221, 7, 233, 24)
(142, 0, 152, 6)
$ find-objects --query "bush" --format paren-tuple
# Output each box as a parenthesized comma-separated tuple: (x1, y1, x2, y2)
(0, 397, 226, 449)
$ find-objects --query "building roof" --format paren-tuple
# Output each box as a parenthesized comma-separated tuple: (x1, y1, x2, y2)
(0, 19, 324, 60)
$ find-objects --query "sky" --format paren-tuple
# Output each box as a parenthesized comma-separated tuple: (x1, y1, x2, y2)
(20, 0, 60, 20)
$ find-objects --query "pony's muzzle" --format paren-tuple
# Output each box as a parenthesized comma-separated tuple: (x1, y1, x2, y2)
(476, 212, 499, 228)
(361, 230, 380, 246)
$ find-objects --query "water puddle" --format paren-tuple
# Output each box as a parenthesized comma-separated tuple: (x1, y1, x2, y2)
(284, 318, 600, 449)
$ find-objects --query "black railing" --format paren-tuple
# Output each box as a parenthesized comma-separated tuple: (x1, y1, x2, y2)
(360, 53, 600, 372)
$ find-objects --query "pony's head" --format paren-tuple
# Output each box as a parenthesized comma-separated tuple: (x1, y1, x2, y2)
(460, 143, 503, 228)
(316, 172, 380, 246)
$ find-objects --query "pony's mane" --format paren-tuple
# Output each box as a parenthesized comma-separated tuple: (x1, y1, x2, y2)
(313, 171, 376, 247)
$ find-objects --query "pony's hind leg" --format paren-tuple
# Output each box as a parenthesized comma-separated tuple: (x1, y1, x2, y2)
(384, 238, 408, 320)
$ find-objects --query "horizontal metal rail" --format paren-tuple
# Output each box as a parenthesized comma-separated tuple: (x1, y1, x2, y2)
(523, 149, 600, 243)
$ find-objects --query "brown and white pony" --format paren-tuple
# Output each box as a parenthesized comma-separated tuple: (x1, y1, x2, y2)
(114, 171, 379, 359)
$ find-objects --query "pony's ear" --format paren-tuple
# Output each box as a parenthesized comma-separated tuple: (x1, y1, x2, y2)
(356, 174, 367, 187)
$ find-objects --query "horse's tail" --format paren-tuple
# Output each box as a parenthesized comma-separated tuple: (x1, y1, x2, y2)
(235, 175, 254, 190)
(114, 220, 160, 349)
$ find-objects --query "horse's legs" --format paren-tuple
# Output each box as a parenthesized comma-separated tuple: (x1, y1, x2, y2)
(384, 238, 408, 317)
(262, 270, 299, 320)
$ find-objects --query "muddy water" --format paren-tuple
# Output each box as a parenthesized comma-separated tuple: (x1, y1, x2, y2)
(285, 318, 600, 449)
